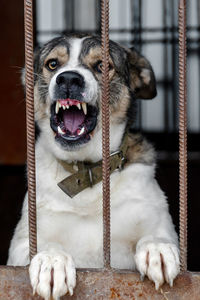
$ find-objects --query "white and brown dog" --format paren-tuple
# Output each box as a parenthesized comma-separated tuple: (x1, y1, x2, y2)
(8, 34, 180, 300)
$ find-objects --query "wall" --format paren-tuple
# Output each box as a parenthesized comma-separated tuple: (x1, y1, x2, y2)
(0, 0, 26, 164)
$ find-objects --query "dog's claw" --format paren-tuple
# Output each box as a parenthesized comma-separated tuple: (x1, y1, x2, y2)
(69, 287, 74, 296)
(135, 242, 180, 290)
(29, 250, 76, 300)
(140, 274, 145, 281)
(155, 281, 160, 291)
(169, 279, 173, 287)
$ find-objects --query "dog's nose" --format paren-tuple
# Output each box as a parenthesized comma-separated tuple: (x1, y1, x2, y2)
(56, 71, 85, 89)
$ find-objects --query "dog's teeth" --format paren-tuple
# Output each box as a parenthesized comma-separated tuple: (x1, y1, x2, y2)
(58, 126, 65, 135)
(66, 104, 69, 109)
(62, 105, 66, 110)
(78, 127, 85, 136)
(59, 103, 62, 108)
(82, 103, 87, 115)
(77, 103, 81, 110)
(55, 101, 59, 114)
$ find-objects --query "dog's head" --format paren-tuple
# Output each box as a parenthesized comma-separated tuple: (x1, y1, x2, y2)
(29, 35, 156, 161)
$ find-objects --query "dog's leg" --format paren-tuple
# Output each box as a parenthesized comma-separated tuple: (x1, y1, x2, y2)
(135, 236, 180, 290)
(29, 245, 76, 300)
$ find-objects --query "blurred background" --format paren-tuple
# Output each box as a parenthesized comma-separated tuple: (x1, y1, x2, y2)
(0, 0, 199, 270)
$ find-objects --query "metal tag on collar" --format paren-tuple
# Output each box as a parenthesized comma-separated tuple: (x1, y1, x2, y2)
(58, 169, 91, 198)
(88, 168, 94, 187)
(110, 150, 126, 171)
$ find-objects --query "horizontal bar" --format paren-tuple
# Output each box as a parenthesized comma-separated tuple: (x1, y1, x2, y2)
(1, 266, 200, 299)
(36, 35, 200, 46)
(36, 25, 200, 35)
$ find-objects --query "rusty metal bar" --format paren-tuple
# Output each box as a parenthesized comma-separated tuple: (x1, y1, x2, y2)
(101, 0, 111, 269)
(178, 0, 188, 272)
(24, 0, 37, 260)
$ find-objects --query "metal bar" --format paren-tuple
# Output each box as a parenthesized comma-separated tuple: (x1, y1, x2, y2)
(65, 0, 75, 33)
(101, 0, 111, 270)
(35, 32, 199, 46)
(178, 0, 188, 272)
(95, 0, 101, 34)
(131, 0, 142, 51)
(36, 25, 200, 35)
(137, 0, 142, 130)
(171, 0, 178, 130)
(163, 0, 169, 132)
(24, 0, 37, 260)
(197, 0, 200, 128)
(130, 0, 142, 130)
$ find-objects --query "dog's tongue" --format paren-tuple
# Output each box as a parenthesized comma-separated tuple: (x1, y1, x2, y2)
(63, 109, 85, 134)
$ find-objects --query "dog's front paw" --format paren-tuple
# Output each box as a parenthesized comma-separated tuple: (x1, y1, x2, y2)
(135, 242, 180, 290)
(29, 250, 76, 300)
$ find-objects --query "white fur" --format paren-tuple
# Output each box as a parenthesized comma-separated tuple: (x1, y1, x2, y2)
(8, 135, 180, 298)
(8, 37, 180, 300)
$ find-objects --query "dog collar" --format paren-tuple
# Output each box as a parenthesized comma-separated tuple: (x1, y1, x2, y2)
(57, 132, 129, 198)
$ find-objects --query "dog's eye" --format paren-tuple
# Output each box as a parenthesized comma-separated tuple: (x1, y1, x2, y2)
(94, 61, 113, 73)
(95, 61, 103, 73)
(46, 59, 58, 71)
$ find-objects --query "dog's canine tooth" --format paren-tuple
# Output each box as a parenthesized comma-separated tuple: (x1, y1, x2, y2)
(77, 103, 81, 110)
(82, 103, 87, 115)
(58, 126, 65, 135)
(78, 126, 85, 136)
(55, 101, 59, 114)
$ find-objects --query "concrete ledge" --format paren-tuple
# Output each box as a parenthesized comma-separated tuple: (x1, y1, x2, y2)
(1, 266, 200, 299)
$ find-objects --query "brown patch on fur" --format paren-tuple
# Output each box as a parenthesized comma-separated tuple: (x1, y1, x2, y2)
(126, 133, 156, 165)
(43, 46, 69, 83)
(44, 46, 68, 64)
(82, 46, 115, 80)
(110, 86, 130, 124)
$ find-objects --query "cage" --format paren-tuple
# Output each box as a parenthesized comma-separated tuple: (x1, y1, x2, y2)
(0, 0, 200, 299)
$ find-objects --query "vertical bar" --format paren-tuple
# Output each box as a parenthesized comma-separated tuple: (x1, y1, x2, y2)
(71, 0, 75, 32)
(171, 0, 178, 130)
(101, 0, 111, 269)
(24, 0, 37, 260)
(178, 0, 187, 272)
(197, 0, 200, 128)
(65, 0, 75, 33)
(131, 0, 142, 51)
(131, 0, 142, 130)
(137, 0, 142, 129)
(163, 0, 169, 132)
(95, 0, 101, 34)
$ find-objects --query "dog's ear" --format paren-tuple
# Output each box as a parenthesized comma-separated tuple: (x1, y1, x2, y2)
(127, 47, 157, 99)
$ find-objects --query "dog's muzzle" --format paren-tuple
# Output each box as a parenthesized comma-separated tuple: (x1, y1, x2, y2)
(55, 71, 85, 101)
(50, 71, 98, 148)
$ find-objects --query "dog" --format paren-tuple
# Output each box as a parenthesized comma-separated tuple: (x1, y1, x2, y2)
(7, 34, 180, 300)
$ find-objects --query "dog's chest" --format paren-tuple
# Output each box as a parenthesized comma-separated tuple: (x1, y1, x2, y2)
(37, 203, 140, 269)
(36, 163, 156, 269)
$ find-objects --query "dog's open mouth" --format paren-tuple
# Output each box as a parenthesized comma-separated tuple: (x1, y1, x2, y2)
(50, 99, 98, 146)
